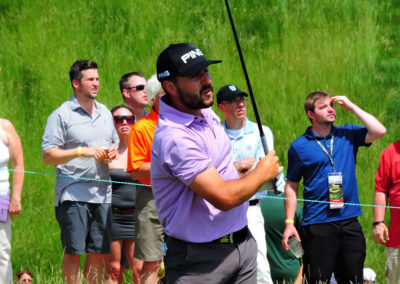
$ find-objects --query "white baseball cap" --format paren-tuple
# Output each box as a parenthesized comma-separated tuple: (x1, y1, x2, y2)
(363, 268, 376, 282)
(146, 74, 162, 100)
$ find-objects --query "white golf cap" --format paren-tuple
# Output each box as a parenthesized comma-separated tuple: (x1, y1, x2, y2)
(363, 268, 376, 281)
(146, 74, 162, 100)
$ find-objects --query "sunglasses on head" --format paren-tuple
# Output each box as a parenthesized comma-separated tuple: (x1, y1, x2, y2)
(125, 84, 145, 91)
(113, 115, 134, 124)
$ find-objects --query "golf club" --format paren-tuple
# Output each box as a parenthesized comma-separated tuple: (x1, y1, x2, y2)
(225, 0, 280, 194)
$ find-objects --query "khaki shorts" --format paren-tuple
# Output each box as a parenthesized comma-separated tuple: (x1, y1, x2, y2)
(134, 186, 164, 261)
(386, 247, 400, 284)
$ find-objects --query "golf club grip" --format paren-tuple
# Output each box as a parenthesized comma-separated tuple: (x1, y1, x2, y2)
(261, 136, 280, 195)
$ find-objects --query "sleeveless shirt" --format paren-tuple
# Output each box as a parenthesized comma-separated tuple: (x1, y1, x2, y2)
(0, 134, 10, 195)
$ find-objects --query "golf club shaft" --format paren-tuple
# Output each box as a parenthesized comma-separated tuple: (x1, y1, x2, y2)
(224, 0, 279, 193)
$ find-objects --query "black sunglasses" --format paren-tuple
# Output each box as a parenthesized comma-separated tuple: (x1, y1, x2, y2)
(113, 115, 134, 124)
(125, 84, 145, 91)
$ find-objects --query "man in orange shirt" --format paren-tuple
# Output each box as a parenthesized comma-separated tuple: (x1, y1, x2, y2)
(127, 75, 164, 284)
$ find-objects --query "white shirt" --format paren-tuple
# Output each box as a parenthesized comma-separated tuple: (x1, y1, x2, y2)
(224, 118, 285, 198)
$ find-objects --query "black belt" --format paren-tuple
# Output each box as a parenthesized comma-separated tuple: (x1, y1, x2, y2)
(208, 226, 249, 244)
(249, 199, 259, 206)
(112, 207, 136, 214)
(167, 226, 249, 245)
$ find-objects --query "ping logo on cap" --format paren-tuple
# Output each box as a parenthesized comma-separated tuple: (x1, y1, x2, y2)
(181, 49, 204, 64)
(158, 70, 170, 79)
(229, 85, 237, 91)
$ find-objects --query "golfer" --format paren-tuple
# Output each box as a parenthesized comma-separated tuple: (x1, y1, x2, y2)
(151, 43, 282, 283)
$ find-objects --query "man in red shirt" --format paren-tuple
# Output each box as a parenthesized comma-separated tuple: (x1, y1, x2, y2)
(373, 140, 400, 284)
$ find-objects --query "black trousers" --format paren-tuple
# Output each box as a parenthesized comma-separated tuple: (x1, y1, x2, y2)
(301, 218, 366, 284)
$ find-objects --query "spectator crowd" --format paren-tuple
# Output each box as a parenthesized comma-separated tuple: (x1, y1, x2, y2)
(1, 42, 397, 284)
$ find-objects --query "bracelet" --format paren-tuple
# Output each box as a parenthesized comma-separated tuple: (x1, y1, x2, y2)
(77, 147, 82, 157)
(285, 219, 294, 224)
(372, 221, 385, 227)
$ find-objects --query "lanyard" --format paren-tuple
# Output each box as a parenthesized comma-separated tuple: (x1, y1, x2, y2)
(315, 136, 336, 173)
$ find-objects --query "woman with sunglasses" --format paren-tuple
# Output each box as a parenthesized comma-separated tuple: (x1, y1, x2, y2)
(105, 104, 141, 284)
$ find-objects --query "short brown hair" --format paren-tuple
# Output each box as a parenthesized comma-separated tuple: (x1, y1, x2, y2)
(304, 91, 330, 113)
(119, 72, 145, 94)
(69, 60, 98, 90)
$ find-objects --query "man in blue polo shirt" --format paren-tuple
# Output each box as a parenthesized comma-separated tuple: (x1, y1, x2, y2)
(282, 91, 386, 283)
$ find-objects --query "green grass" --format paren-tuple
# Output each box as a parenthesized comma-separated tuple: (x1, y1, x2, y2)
(1, 0, 399, 282)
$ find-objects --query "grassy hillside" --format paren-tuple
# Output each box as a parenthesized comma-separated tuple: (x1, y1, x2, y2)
(0, 0, 399, 282)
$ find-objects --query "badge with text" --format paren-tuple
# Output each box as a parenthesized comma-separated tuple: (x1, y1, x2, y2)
(328, 172, 343, 209)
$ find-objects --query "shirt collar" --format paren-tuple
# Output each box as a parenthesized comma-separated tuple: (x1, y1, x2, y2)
(159, 96, 216, 127)
(243, 118, 255, 134)
(70, 95, 98, 112)
(304, 125, 338, 139)
(223, 117, 254, 135)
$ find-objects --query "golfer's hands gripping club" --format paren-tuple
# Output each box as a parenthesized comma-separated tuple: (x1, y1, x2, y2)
(254, 150, 283, 183)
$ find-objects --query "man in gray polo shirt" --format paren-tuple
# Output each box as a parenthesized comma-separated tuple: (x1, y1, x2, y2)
(42, 60, 118, 284)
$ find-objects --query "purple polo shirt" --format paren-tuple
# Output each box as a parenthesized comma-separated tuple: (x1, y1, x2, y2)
(151, 97, 248, 243)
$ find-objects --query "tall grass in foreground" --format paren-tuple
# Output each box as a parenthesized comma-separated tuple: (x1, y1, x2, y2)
(0, 0, 399, 282)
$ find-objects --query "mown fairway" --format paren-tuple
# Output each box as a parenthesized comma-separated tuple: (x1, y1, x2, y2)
(1, 0, 399, 282)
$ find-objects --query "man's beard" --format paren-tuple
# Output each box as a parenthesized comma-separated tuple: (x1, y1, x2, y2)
(176, 84, 214, 110)
(324, 115, 336, 125)
(83, 89, 97, 100)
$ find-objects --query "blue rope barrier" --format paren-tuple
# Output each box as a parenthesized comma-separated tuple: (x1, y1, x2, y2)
(3, 168, 399, 209)
(5, 168, 151, 187)
(265, 194, 399, 209)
